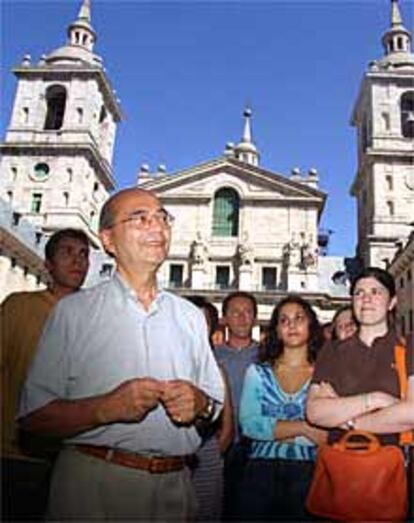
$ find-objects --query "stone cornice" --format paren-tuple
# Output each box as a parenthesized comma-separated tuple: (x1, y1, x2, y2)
(0, 142, 115, 190)
(0, 229, 48, 280)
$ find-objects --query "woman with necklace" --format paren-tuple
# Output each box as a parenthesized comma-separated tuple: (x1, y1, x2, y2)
(235, 295, 326, 521)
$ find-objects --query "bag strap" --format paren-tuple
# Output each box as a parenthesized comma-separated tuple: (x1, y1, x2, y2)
(335, 429, 381, 452)
(394, 341, 413, 446)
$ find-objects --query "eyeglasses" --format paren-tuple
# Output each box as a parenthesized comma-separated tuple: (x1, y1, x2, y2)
(110, 209, 175, 229)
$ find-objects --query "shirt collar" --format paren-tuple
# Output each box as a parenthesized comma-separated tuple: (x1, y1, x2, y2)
(112, 272, 168, 310)
(355, 328, 398, 351)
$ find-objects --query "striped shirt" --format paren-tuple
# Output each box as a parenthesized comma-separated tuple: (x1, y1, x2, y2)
(239, 363, 316, 461)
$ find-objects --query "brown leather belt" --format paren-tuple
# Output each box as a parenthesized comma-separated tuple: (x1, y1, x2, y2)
(74, 444, 189, 474)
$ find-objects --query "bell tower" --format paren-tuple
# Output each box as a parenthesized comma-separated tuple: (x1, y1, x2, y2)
(0, 0, 122, 246)
(350, 0, 414, 268)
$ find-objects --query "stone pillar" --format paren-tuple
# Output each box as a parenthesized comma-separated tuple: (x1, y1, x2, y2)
(239, 265, 253, 291)
(0, 256, 12, 302)
(191, 266, 206, 289)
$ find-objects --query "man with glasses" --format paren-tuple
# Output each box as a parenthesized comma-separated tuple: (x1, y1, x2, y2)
(18, 187, 224, 521)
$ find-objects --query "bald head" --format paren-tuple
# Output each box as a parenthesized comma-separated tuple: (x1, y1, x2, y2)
(99, 188, 159, 231)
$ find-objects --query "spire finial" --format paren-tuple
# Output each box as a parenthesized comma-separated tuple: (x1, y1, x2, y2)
(242, 106, 253, 144)
(78, 0, 91, 22)
(233, 107, 260, 166)
(391, 0, 403, 27)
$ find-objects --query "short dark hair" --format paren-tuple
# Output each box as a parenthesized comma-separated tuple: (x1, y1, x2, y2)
(186, 295, 219, 341)
(260, 294, 323, 365)
(350, 267, 396, 298)
(45, 229, 90, 262)
(222, 291, 258, 318)
(99, 198, 115, 231)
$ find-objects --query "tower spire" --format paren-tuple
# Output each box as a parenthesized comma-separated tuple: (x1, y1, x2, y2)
(242, 107, 253, 144)
(379, 0, 413, 67)
(78, 0, 92, 23)
(44, 0, 102, 69)
(67, 0, 96, 53)
(234, 107, 260, 166)
(391, 0, 403, 27)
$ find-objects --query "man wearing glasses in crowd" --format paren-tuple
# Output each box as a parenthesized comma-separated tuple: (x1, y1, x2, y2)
(19, 187, 224, 521)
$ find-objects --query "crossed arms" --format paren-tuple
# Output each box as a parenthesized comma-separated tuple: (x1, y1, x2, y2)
(306, 377, 414, 434)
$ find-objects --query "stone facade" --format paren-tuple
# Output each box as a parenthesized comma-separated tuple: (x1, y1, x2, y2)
(141, 156, 323, 295)
(137, 116, 349, 326)
(0, 196, 49, 302)
(0, 0, 350, 320)
(389, 233, 414, 342)
(351, 0, 414, 269)
(0, 0, 121, 296)
(2, 0, 412, 326)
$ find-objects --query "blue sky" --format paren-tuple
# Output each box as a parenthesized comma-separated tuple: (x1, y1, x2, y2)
(1, 0, 413, 256)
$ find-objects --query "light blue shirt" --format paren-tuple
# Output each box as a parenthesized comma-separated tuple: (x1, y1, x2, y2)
(19, 274, 224, 456)
(239, 363, 316, 461)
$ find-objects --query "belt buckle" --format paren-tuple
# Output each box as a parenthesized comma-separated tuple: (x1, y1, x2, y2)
(105, 449, 114, 462)
(148, 457, 161, 474)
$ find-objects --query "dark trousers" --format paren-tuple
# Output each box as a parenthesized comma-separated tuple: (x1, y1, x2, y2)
(408, 447, 414, 521)
(222, 440, 250, 521)
(234, 457, 315, 521)
(1, 458, 52, 521)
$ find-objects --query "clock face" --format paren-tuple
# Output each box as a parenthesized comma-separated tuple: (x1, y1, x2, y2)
(405, 171, 414, 191)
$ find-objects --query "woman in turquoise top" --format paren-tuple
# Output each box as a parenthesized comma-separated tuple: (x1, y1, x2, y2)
(236, 295, 327, 521)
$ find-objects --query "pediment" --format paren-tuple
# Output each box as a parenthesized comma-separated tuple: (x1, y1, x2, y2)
(140, 157, 326, 204)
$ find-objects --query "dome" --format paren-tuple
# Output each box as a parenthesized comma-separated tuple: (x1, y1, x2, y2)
(377, 52, 414, 69)
(44, 45, 102, 67)
(236, 140, 258, 153)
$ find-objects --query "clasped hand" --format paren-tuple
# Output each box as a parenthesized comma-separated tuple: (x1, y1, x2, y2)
(97, 377, 206, 425)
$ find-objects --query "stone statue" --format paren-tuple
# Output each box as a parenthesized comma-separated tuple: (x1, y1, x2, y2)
(190, 232, 208, 266)
(237, 232, 254, 266)
(284, 232, 318, 269)
(286, 233, 301, 267)
(299, 233, 318, 269)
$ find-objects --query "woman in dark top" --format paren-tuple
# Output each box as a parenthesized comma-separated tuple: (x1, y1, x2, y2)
(307, 266, 414, 445)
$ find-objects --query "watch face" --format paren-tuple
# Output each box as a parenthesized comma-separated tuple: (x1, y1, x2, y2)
(199, 398, 215, 420)
(405, 171, 414, 191)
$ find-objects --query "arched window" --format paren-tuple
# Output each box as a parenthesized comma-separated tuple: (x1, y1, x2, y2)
(44, 85, 67, 130)
(212, 188, 239, 237)
(401, 91, 414, 138)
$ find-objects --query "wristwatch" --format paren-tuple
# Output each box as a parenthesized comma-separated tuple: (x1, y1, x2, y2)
(197, 396, 216, 421)
(346, 419, 356, 430)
